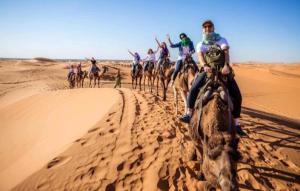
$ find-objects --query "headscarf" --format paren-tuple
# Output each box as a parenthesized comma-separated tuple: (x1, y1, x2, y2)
(202, 32, 221, 45)
(181, 37, 191, 47)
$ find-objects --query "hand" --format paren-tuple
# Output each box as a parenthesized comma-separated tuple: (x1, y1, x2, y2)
(221, 64, 230, 75)
(203, 66, 211, 73)
(166, 34, 170, 40)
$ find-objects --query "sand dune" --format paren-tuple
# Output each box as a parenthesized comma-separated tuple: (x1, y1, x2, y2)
(0, 60, 299, 191)
(0, 88, 118, 190)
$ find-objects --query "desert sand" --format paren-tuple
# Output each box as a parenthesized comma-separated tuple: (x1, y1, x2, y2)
(0, 59, 299, 191)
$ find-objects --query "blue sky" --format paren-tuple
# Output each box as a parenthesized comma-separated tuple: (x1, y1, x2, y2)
(0, 0, 300, 62)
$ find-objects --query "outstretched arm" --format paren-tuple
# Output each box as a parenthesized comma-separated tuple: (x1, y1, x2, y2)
(128, 49, 135, 57)
(166, 34, 173, 46)
(155, 37, 161, 47)
(153, 46, 160, 54)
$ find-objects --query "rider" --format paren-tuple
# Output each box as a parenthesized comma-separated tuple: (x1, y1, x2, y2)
(76, 62, 83, 76)
(179, 20, 245, 136)
(155, 37, 170, 70)
(67, 63, 75, 80)
(128, 50, 141, 76)
(167, 33, 198, 84)
(89, 57, 100, 74)
(142, 48, 158, 72)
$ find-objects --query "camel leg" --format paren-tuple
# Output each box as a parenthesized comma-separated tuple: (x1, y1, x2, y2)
(150, 76, 152, 93)
(132, 77, 134, 89)
(161, 80, 166, 101)
(180, 91, 188, 114)
(156, 77, 159, 96)
(89, 79, 92, 88)
(143, 75, 146, 91)
(173, 86, 178, 115)
(139, 77, 142, 91)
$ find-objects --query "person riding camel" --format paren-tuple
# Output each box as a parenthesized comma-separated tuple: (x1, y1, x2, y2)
(155, 37, 170, 70)
(167, 33, 199, 85)
(67, 63, 75, 81)
(77, 62, 83, 75)
(142, 48, 158, 72)
(128, 50, 141, 76)
(88, 57, 100, 74)
(179, 20, 245, 136)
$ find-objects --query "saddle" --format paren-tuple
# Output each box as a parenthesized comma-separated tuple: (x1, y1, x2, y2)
(181, 55, 197, 74)
(190, 72, 234, 142)
(159, 58, 171, 75)
(133, 64, 142, 77)
(145, 61, 154, 71)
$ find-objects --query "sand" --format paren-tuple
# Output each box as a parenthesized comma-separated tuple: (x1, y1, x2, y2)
(0, 59, 299, 191)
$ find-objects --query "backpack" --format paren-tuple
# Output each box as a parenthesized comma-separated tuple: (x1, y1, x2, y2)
(204, 44, 225, 71)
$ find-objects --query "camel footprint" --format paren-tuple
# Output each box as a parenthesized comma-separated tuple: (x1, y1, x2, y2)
(47, 156, 72, 169)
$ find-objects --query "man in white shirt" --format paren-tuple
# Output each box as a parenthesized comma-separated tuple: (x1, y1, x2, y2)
(179, 20, 245, 136)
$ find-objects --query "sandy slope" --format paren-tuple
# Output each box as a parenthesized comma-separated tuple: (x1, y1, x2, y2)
(0, 60, 299, 191)
(0, 88, 118, 190)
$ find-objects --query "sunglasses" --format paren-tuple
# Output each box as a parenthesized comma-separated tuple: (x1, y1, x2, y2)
(180, 35, 186, 39)
(203, 25, 213, 29)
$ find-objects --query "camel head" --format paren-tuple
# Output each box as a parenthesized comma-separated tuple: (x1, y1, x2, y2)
(200, 94, 237, 190)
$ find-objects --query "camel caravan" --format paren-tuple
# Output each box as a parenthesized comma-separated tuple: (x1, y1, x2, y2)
(66, 58, 108, 89)
(127, 20, 244, 190)
(65, 20, 245, 190)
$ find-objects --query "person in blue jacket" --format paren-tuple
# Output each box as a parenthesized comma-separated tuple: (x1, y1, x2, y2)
(167, 33, 199, 84)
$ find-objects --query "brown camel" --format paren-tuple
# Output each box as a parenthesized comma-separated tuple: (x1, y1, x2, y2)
(155, 58, 174, 101)
(131, 64, 143, 90)
(189, 71, 239, 191)
(76, 70, 88, 88)
(88, 66, 107, 88)
(173, 55, 197, 115)
(76, 67, 88, 88)
(143, 61, 155, 93)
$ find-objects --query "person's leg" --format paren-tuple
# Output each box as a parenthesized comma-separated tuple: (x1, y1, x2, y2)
(179, 72, 206, 123)
(157, 58, 162, 68)
(144, 61, 149, 71)
(172, 59, 183, 81)
(227, 78, 245, 135)
(191, 59, 199, 73)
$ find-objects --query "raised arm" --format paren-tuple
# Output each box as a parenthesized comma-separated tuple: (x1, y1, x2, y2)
(166, 34, 173, 46)
(128, 49, 135, 57)
(153, 46, 160, 54)
(155, 37, 161, 47)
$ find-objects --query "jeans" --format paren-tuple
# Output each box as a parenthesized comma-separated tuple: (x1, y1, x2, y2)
(171, 58, 198, 81)
(187, 72, 242, 118)
(144, 61, 154, 71)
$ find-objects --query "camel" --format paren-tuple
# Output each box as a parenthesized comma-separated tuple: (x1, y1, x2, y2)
(189, 70, 239, 191)
(173, 55, 197, 115)
(76, 67, 88, 88)
(155, 58, 174, 101)
(131, 64, 143, 90)
(88, 66, 107, 88)
(143, 61, 155, 93)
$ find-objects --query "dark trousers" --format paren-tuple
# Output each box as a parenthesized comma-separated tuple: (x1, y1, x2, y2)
(187, 72, 242, 118)
(172, 58, 198, 81)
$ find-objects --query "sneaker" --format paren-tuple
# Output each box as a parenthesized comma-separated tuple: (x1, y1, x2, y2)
(179, 114, 191, 123)
(236, 125, 246, 136)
